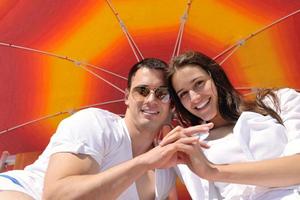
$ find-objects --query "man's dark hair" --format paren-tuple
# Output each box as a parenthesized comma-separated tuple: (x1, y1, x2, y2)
(127, 58, 168, 89)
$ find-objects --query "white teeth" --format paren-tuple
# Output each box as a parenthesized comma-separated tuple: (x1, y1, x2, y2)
(196, 99, 209, 109)
(142, 110, 159, 114)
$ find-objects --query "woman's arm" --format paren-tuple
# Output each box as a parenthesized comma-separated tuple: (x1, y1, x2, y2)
(210, 154, 300, 187)
(209, 88, 300, 187)
(175, 140, 300, 188)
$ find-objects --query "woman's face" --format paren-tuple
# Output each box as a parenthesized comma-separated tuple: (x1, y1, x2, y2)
(172, 65, 220, 123)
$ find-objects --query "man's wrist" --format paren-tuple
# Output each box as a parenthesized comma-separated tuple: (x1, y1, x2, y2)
(133, 154, 153, 171)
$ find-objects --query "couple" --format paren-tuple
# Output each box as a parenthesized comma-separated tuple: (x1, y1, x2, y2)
(1, 51, 300, 199)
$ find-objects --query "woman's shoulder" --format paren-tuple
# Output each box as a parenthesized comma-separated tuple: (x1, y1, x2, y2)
(274, 87, 299, 96)
(274, 88, 300, 106)
(260, 88, 299, 109)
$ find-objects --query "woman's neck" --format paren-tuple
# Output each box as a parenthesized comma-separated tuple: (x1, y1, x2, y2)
(206, 113, 235, 141)
(208, 113, 231, 129)
(206, 122, 234, 141)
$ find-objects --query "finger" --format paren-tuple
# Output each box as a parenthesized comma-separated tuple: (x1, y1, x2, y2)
(160, 123, 214, 146)
(161, 139, 195, 159)
(182, 123, 213, 137)
(161, 130, 203, 147)
(172, 142, 196, 156)
(204, 122, 214, 129)
(161, 124, 173, 137)
(159, 143, 182, 160)
(159, 126, 185, 146)
(198, 141, 210, 149)
(160, 124, 210, 146)
(175, 136, 199, 145)
(155, 124, 173, 146)
(162, 126, 182, 139)
(175, 136, 210, 149)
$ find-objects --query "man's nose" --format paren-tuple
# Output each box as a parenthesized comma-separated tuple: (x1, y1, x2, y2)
(145, 91, 157, 102)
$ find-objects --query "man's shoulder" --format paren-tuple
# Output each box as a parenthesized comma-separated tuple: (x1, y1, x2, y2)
(71, 108, 129, 149)
(55, 108, 125, 141)
(58, 108, 123, 133)
(72, 107, 121, 121)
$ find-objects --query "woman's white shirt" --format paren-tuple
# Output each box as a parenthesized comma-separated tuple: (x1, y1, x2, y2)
(156, 88, 300, 200)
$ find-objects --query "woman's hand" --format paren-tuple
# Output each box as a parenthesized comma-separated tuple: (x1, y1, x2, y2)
(175, 140, 216, 180)
(159, 123, 213, 148)
(157, 123, 216, 178)
(141, 137, 201, 170)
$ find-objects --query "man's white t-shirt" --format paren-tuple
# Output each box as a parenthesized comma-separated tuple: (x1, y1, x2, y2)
(0, 108, 141, 200)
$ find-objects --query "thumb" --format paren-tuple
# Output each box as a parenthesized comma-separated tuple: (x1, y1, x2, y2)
(161, 124, 172, 137)
(155, 124, 173, 146)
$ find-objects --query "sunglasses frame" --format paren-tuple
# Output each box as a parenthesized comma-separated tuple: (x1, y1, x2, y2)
(131, 85, 170, 103)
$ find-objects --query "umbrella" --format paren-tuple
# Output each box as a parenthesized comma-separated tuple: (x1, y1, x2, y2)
(0, 0, 299, 174)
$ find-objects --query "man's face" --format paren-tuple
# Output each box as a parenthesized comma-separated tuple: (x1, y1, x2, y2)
(125, 67, 171, 131)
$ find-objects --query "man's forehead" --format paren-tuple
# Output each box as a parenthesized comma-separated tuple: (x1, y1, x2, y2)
(131, 68, 167, 87)
(132, 68, 165, 79)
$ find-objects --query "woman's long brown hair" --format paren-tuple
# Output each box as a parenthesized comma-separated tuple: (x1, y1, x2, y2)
(168, 51, 282, 126)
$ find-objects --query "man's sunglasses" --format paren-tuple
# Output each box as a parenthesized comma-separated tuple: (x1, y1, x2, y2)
(132, 86, 170, 103)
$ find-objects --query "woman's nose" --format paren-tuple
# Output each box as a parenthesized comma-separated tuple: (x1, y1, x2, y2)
(189, 90, 199, 102)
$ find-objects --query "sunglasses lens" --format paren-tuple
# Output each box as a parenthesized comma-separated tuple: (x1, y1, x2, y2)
(132, 86, 170, 103)
(155, 88, 170, 103)
(132, 86, 150, 101)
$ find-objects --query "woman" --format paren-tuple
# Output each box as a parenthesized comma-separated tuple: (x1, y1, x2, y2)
(157, 51, 300, 200)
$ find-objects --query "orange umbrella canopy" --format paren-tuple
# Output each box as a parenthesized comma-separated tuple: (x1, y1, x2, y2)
(0, 0, 300, 154)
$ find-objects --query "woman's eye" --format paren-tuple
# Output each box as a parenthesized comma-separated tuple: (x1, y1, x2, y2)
(194, 81, 204, 90)
(179, 91, 188, 99)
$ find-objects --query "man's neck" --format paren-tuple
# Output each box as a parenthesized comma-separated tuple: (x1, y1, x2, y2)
(131, 133, 155, 157)
(124, 117, 158, 157)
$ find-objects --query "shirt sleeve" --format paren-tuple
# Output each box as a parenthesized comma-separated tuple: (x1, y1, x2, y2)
(234, 111, 287, 161)
(277, 88, 300, 155)
(46, 108, 110, 166)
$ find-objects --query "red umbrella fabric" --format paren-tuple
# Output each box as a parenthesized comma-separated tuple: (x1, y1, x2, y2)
(0, 0, 299, 156)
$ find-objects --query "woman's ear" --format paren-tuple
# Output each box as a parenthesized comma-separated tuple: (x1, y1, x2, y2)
(125, 88, 129, 106)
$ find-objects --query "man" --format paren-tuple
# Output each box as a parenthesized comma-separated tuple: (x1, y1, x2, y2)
(0, 58, 209, 200)
(0, 58, 176, 199)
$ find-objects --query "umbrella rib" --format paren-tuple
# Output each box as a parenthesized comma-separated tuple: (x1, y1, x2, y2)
(0, 99, 125, 136)
(219, 44, 241, 65)
(105, 0, 144, 61)
(0, 41, 127, 80)
(176, 23, 186, 56)
(123, 31, 143, 61)
(243, 9, 300, 43)
(82, 62, 127, 81)
(174, 23, 185, 58)
(172, 23, 184, 58)
(236, 87, 300, 96)
(172, 0, 192, 58)
(214, 9, 300, 61)
(78, 65, 125, 94)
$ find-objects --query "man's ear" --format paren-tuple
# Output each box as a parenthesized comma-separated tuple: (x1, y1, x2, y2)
(125, 88, 129, 106)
